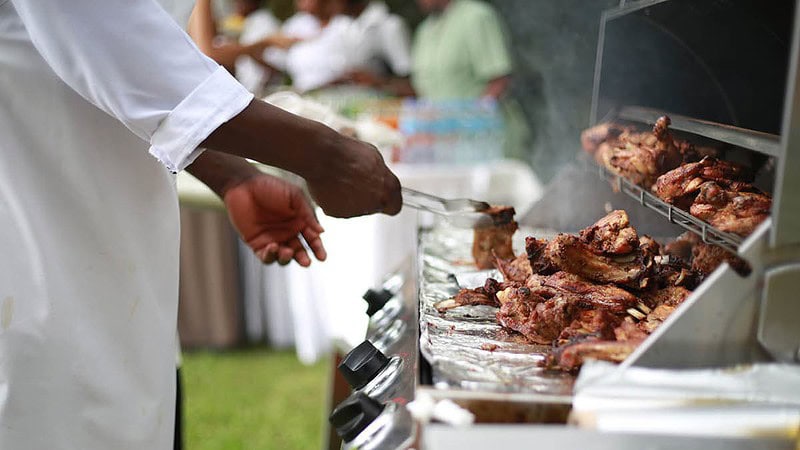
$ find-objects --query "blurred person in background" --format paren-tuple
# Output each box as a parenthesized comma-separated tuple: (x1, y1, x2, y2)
(282, 0, 352, 92)
(262, 0, 325, 83)
(234, 0, 283, 94)
(412, 0, 512, 100)
(283, 0, 324, 38)
(0, 1, 401, 449)
(284, 0, 414, 95)
(412, 0, 530, 160)
(336, 0, 415, 97)
(188, 0, 297, 74)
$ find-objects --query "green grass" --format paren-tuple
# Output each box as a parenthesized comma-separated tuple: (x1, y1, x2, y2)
(181, 348, 330, 450)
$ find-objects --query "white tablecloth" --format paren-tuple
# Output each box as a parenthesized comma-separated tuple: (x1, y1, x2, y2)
(177, 159, 542, 363)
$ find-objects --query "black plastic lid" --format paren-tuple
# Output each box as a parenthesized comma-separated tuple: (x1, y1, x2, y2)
(329, 392, 385, 442)
(338, 340, 390, 390)
(363, 288, 394, 317)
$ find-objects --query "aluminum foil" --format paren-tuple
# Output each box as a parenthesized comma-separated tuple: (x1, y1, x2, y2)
(418, 225, 576, 396)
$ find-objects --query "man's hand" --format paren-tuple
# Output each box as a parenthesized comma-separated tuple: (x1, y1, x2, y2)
(187, 151, 326, 267)
(224, 174, 326, 267)
(304, 132, 403, 218)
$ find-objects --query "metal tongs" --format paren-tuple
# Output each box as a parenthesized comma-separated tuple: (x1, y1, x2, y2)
(401, 187, 495, 228)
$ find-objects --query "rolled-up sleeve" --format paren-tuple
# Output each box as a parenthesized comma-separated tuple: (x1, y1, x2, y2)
(11, 0, 254, 172)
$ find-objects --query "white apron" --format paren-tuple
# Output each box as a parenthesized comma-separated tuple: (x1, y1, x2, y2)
(0, 0, 252, 448)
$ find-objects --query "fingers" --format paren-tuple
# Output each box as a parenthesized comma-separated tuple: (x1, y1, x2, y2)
(302, 226, 327, 262)
(277, 247, 294, 266)
(381, 172, 403, 216)
(254, 235, 320, 267)
(256, 242, 280, 265)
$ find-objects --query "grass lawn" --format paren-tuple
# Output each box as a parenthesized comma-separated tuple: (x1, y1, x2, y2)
(181, 348, 330, 450)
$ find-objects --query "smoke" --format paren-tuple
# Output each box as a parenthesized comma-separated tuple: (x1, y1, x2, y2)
(490, 0, 619, 183)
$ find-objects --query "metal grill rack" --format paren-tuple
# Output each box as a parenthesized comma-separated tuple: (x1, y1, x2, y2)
(593, 163, 744, 254)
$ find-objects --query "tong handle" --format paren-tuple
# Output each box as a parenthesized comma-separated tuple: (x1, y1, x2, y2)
(401, 187, 490, 213)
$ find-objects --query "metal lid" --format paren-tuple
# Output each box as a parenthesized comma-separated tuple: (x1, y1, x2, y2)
(363, 288, 394, 317)
(329, 392, 385, 443)
(338, 341, 390, 390)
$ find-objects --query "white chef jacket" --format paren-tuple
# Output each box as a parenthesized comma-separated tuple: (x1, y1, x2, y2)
(343, 1, 411, 77)
(235, 9, 280, 94)
(0, 0, 253, 449)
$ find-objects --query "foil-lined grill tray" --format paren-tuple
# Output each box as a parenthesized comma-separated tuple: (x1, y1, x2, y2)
(418, 225, 576, 398)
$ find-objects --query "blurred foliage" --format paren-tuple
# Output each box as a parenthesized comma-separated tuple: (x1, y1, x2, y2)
(182, 348, 329, 450)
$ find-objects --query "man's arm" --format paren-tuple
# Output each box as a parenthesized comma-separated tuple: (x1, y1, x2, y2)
(200, 99, 402, 218)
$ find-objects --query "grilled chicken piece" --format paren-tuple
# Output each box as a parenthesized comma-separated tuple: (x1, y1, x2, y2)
(691, 242, 750, 276)
(663, 232, 700, 262)
(496, 292, 574, 345)
(557, 309, 622, 343)
(636, 304, 677, 334)
(435, 278, 516, 312)
(638, 235, 661, 256)
(614, 317, 649, 341)
(550, 339, 641, 372)
(581, 122, 630, 155)
(472, 216, 518, 269)
(545, 234, 650, 287)
(525, 237, 556, 275)
(542, 271, 639, 314)
(652, 156, 754, 206)
(579, 210, 639, 255)
(640, 285, 691, 309)
(690, 181, 771, 237)
(651, 261, 701, 290)
(598, 116, 687, 189)
(494, 252, 533, 283)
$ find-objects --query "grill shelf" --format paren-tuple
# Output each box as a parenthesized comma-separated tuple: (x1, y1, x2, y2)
(592, 162, 744, 254)
(618, 106, 781, 158)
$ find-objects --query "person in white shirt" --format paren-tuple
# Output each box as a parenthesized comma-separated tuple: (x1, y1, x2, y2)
(284, 0, 324, 39)
(235, 0, 282, 94)
(263, 0, 323, 74)
(284, 0, 413, 95)
(188, 0, 297, 73)
(0, 0, 401, 449)
(339, 0, 413, 95)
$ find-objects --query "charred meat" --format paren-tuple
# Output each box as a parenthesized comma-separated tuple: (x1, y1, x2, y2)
(494, 252, 533, 283)
(550, 339, 641, 372)
(692, 242, 751, 276)
(542, 271, 639, 314)
(545, 234, 651, 288)
(436, 278, 515, 312)
(496, 292, 572, 345)
(472, 206, 518, 269)
(581, 122, 630, 155)
(592, 116, 691, 189)
(653, 156, 754, 207)
(525, 236, 556, 275)
(579, 210, 639, 255)
(690, 181, 771, 237)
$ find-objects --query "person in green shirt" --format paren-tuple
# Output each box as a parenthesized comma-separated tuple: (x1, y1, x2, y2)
(412, 0, 513, 100)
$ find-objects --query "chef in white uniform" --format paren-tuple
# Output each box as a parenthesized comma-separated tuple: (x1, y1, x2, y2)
(0, 0, 401, 449)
